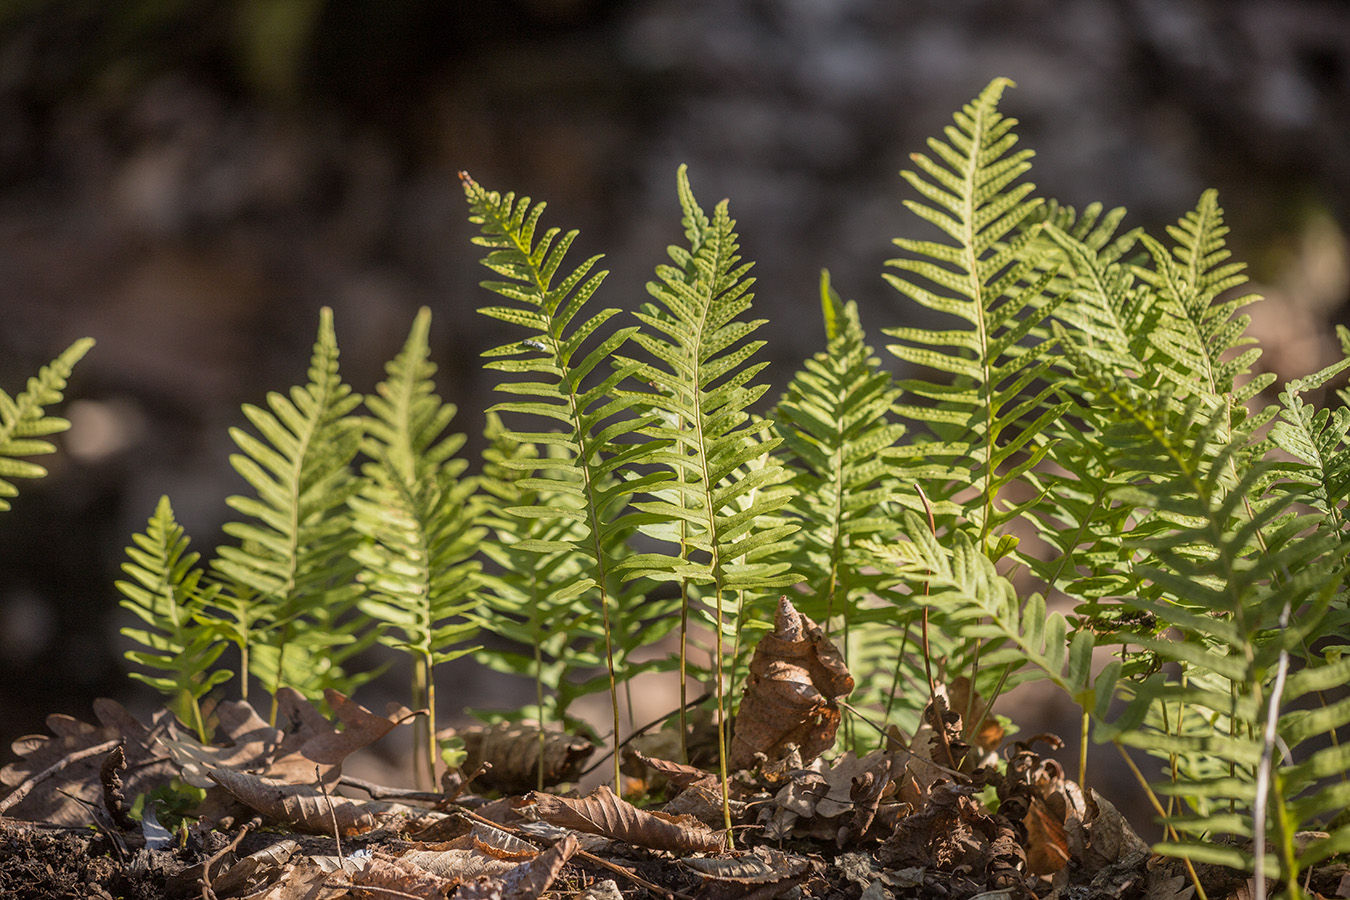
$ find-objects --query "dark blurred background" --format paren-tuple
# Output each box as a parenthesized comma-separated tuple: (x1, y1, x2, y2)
(1, 0, 1348, 810)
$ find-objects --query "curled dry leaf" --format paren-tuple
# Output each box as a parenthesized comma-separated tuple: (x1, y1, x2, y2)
(729, 596, 854, 770)
(530, 784, 724, 853)
(0, 699, 177, 826)
(472, 821, 541, 860)
(457, 722, 595, 794)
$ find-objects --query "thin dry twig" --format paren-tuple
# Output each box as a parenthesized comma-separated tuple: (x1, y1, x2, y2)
(201, 815, 262, 900)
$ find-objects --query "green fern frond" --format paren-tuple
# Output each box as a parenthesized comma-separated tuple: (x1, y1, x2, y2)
(776, 271, 906, 748)
(1135, 190, 1272, 410)
(209, 307, 365, 709)
(463, 171, 670, 794)
(618, 165, 799, 820)
(0, 338, 93, 512)
(882, 77, 1069, 542)
(117, 495, 230, 742)
(1268, 355, 1350, 546)
(351, 307, 485, 787)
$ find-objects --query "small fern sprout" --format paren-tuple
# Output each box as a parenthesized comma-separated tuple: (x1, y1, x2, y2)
(117, 496, 230, 743)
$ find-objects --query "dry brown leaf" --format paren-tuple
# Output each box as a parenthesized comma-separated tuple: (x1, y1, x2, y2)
(683, 847, 810, 883)
(729, 596, 854, 770)
(949, 675, 1004, 761)
(456, 722, 595, 794)
(0, 699, 177, 826)
(454, 834, 579, 900)
(471, 821, 540, 860)
(248, 857, 350, 900)
(165, 690, 418, 794)
(269, 689, 418, 784)
(207, 767, 379, 835)
(1083, 788, 1150, 875)
(348, 852, 454, 899)
(398, 849, 518, 882)
(530, 784, 724, 853)
(627, 749, 719, 792)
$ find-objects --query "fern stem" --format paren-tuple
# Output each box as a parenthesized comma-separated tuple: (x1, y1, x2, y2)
(424, 658, 438, 791)
(1115, 742, 1210, 900)
(678, 584, 690, 765)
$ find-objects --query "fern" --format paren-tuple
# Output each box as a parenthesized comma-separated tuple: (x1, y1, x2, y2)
(462, 172, 669, 794)
(208, 307, 365, 716)
(116, 495, 230, 742)
(619, 166, 800, 823)
(775, 271, 906, 748)
(882, 76, 1067, 545)
(351, 307, 485, 788)
(0, 338, 93, 512)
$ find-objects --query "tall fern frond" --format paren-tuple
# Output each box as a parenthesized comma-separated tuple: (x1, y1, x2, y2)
(351, 307, 486, 788)
(1268, 355, 1350, 550)
(209, 307, 365, 712)
(0, 338, 93, 512)
(462, 172, 669, 794)
(882, 77, 1068, 544)
(477, 413, 601, 744)
(620, 166, 799, 824)
(776, 271, 905, 748)
(117, 495, 230, 742)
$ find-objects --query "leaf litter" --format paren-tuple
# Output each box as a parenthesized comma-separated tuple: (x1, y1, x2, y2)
(2, 597, 1345, 900)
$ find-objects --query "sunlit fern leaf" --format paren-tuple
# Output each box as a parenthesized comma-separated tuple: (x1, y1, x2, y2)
(478, 420, 604, 738)
(462, 172, 670, 793)
(864, 511, 1111, 714)
(776, 271, 905, 747)
(117, 495, 230, 742)
(209, 307, 364, 704)
(1268, 354, 1350, 548)
(351, 307, 486, 785)
(1134, 190, 1273, 412)
(777, 271, 906, 631)
(0, 338, 93, 512)
(615, 165, 798, 822)
(882, 77, 1068, 542)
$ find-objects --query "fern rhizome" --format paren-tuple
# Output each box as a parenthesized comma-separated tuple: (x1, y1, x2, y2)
(11, 76, 1336, 888)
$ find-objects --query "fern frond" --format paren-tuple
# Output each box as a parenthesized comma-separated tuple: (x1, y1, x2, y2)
(0, 338, 93, 511)
(117, 495, 229, 742)
(209, 307, 365, 708)
(463, 172, 668, 794)
(351, 307, 485, 786)
(882, 77, 1069, 542)
(775, 271, 906, 748)
(1134, 190, 1272, 410)
(616, 165, 799, 819)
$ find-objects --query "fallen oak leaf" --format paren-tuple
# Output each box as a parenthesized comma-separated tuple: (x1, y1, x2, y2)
(729, 596, 854, 770)
(0, 699, 177, 826)
(270, 688, 420, 784)
(530, 784, 724, 853)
